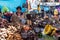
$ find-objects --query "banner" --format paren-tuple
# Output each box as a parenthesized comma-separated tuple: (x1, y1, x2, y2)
(27, 0, 40, 9)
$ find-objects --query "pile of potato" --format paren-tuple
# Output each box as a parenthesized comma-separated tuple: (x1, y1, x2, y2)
(0, 25, 23, 40)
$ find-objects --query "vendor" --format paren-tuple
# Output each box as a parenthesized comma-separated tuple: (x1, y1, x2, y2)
(16, 6, 22, 17)
(16, 6, 26, 24)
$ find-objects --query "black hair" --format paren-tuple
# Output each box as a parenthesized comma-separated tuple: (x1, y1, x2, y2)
(37, 5, 40, 7)
(16, 6, 21, 10)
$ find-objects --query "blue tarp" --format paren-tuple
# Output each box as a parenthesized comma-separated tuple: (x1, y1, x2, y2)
(0, 0, 26, 12)
(44, 6, 50, 12)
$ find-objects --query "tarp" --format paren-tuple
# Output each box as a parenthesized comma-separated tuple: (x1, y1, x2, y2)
(44, 6, 50, 11)
(0, 0, 26, 12)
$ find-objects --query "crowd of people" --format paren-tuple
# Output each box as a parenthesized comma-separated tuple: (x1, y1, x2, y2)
(0, 6, 60, 40)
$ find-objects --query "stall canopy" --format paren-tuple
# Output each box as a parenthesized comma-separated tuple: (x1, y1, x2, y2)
(0, 0, 26, 12)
